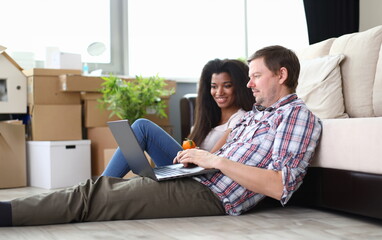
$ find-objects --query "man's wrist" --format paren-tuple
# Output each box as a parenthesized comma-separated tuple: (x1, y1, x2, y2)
(213, 155, 226, 170)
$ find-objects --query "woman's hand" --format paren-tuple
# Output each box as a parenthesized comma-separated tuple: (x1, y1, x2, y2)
(173, 148, 222, 169)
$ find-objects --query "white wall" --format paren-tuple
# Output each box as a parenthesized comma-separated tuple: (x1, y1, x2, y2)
(360, 0, 382, 31)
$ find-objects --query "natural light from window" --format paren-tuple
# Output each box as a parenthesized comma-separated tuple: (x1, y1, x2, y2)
(247, 0, 309, 54)
(0, 0, 308, 80)
(127, 0, 309, 81)
(127, 0, 246, 81)
(0, 0, 110, 69)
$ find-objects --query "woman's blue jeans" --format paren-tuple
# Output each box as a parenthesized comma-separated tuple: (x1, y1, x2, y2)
(101, 118, 183, 178)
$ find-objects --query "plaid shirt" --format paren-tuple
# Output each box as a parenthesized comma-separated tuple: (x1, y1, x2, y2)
(193, 94, 322, 215)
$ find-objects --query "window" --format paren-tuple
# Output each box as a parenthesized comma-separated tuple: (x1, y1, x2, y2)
(1, 1, 309, 79)
(125, 0, 309, 81)
(0, 0, 110, 69)
(127, 0, 246, 81)
(0, 79, 8, 102)
(246, 0, 309, 54)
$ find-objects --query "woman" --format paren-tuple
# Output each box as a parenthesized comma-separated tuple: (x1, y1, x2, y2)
(189, 59, 254, 152)
(101, 58, 255, 178)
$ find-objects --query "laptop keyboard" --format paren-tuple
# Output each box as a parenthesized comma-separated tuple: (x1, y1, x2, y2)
(154, 166, 186, 177)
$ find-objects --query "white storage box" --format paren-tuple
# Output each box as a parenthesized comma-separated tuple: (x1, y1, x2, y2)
(27, 140, 91, 189)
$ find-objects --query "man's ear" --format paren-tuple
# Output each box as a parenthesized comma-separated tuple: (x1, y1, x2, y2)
(278, 67, 288, 84)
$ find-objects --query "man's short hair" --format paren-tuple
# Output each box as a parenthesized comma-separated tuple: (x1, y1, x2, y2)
(248, 45, 300, 92)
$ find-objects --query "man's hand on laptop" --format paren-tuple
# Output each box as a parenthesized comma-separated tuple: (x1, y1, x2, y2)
(173, 149, 221, 169)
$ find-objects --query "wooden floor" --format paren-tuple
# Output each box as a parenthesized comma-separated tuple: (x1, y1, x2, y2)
(1, 187, 382, 240)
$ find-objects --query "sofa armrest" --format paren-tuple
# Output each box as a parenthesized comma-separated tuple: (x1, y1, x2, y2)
(311, 117, 382, 174)
(180, 93, 197, 140)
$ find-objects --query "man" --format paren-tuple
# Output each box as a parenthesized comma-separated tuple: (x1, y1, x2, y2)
(0, 45, 322, 226)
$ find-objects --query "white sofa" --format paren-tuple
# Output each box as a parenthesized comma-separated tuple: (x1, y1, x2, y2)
(291, 25, 382, 220)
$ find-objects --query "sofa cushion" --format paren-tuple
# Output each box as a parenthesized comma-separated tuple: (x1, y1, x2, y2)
(329, 25, 382, 117)
(297, 54, 348, 119)
(296, 38, 335, 60)
(310, 117, 382, 175)
(374, 41, 382, 116)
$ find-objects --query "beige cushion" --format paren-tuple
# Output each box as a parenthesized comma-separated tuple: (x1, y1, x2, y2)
(297, 54, 348, 119)
(329, 25, 382, 117)
(296, 38, 335, 60)
(374, 40, 382, 117)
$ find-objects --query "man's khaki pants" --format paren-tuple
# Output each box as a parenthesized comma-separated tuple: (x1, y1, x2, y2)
(11, 176, 225, 226)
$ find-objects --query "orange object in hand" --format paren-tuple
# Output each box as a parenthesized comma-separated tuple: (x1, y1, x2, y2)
(182, 138, 197, 150)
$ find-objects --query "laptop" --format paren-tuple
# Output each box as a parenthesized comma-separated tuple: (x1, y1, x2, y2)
(107, 119, 219, 181)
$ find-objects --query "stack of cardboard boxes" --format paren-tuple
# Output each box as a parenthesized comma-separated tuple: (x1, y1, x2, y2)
(24, 69, 91, 189)
(1, 69, 176, 189)
(24, 68, 83, 141)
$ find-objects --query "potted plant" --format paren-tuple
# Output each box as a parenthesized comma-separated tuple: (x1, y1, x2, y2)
(98, 74, 175, 123)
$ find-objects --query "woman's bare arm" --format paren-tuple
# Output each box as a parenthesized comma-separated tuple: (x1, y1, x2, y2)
(209, 129, 231, 153)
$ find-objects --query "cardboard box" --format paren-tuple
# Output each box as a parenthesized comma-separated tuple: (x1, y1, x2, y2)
(59, 75, 112, 92)
(24, 68, 82, 76)
(0, 121, 27, 188)
(59, 75, 176, 93)
(104, 148, 155, 179)
(87, 127, 118, 176)
(82, 92, 120, 127)
(29, 104, 82, 141)
(27, 140, 91, 189)
(23, 68, 81, 105)
(84, 99, 120, 127)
